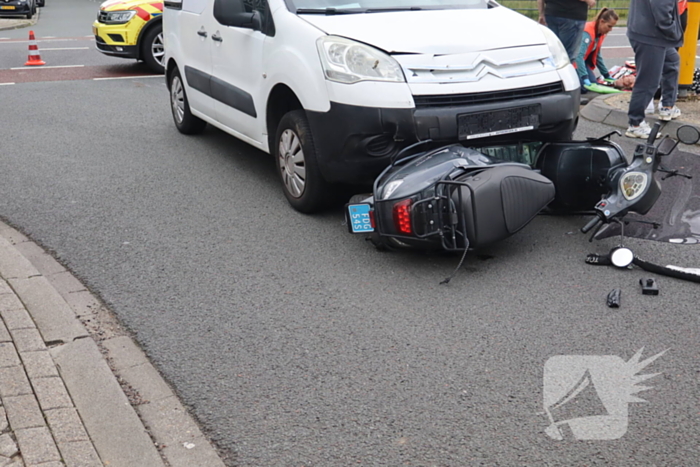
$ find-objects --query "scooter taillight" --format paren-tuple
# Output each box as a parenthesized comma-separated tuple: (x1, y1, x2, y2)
(393, 199, 413, 235)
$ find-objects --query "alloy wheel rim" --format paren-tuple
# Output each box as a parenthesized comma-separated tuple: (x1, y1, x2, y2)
(171, 76, 184, 123)
(152, 32, 165, 66)
(278, 129, 306, 198)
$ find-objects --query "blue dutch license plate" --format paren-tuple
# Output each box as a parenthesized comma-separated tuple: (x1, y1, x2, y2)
(347, 204, 374, 233)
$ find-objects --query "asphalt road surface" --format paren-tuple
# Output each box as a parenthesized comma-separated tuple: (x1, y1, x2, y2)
(2, 2, 700, 466)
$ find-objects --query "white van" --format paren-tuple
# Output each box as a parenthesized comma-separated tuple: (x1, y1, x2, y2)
(163, 0, 580, 213)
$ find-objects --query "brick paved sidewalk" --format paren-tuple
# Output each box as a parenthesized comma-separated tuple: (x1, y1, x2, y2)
(0, 221, 227, 467)
(1, 276, 101, 467)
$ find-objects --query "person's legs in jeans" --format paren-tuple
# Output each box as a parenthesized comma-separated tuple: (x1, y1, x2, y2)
(628, 39, 664, 127)
(660, 46, 680, 108)
(545, 16, 586, 61)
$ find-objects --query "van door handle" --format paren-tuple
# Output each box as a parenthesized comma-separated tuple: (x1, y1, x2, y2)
(211, 32, 223, 42)
(197, 29, 207, 38)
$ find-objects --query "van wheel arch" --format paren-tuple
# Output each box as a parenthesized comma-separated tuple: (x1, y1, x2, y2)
(266, 84, 303, 153)
(138, 19, 164, 73)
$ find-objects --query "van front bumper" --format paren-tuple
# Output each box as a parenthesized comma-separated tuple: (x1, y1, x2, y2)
(306, 88, 580, 184)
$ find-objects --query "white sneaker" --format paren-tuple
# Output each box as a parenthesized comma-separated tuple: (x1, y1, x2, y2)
(625, 121, 652, 139)
(645, 100, 656, 115)
(659, 105, 681, 121)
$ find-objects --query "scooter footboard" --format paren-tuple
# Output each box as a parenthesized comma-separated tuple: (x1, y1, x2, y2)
(445, 166, 555, 248)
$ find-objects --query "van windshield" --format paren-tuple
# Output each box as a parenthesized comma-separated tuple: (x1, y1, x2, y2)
(292, 0, 489, 14)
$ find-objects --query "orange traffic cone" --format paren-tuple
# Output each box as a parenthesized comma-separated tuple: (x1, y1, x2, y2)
(25, 30, 45, 66)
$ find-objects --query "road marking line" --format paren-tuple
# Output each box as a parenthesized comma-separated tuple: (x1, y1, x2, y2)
(10, 64, 85, 70)
(41, 47, 90, 50)
(0, 82, 15, 85)
(93, 75, 162, 81)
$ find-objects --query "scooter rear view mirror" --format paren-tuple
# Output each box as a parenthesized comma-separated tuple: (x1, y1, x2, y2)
(677, 125, 700, 145)
(611, 247, 634, 268)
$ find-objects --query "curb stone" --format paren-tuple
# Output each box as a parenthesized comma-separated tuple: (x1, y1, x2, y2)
(0, 219, 227, 467)
(580, 92, 700, 144)
(0, 10, 38, 31)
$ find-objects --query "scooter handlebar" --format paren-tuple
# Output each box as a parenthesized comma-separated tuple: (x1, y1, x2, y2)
(581, 215, 603, 234)
(646, 122, 661, 145)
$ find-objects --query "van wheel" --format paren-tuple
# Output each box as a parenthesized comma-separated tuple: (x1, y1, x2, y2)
(142, 23, 164, 74)
(169, 68, 206, 135)
(275, 110, 331, 213)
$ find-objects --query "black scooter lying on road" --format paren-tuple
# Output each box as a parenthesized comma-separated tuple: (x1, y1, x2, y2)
(346, 123, 700, 281)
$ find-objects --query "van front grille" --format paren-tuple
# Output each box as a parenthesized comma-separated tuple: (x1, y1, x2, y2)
(413, 82, 565, 109)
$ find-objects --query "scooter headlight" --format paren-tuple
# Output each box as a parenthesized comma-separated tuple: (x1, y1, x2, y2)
(317, 36, 406, 84)
(620, 171, 648, 200)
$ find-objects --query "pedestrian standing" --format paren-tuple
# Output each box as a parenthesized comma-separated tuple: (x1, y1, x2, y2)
(537, 0, 596, 62)
(626, 0, 684, 138)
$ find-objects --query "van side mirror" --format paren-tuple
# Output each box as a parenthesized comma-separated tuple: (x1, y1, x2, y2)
(214, 0, 262, 31)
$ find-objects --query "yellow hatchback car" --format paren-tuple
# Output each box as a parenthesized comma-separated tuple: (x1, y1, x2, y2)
(93, 0, 164, 73)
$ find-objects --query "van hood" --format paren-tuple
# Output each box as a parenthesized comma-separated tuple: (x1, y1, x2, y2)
(300, 8, 546, 55)
(100, 0, 159, 11)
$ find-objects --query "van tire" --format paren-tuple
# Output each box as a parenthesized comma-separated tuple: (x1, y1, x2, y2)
(169, 68, 207, 135)
(141, 23, 165, 74)
(275, 110, 331, 213)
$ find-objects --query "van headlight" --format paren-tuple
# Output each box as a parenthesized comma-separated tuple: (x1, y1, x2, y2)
(100, 10, 137, 24)
(539, 25, 570, 69)
(317, 36, 405, 84)
(620, 172, 648, 200)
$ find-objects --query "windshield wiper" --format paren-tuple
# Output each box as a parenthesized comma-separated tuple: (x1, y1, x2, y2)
(365, 6, 423, 12)
(296, 7, 364, 14)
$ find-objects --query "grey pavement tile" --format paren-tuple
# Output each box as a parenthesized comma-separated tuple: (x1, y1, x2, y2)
(44, 408, 89, 443)
(31, 377, 73, 411)
(14, 427, 61, 465)
(118, 363, 173, 404)
(57, 440, 102, 467)
(0, 366, 32, 397)
(26, 463, 65, 467)
(0, 223, 29, 245)
(20, 350, 59, 379)
(62, 292, 100, 319)
(3, 394, 45, 430)
(0, 295, 24, 314)
(50, 339, 165, 467)
(604, 108, 632, 129)
(1, 308, 36, 331)
(580, 100, 612, 123)
(0, 432, 19, 458)
(0, 322, 11, 344)
(7, 277, 88, 345)
(136, 396, 226, 467)
(0, 280, 12, 295)
(0, 343, 21, 368)
(8, 329, 45, 353)
(45, 271, 86, 295)
(102, 336, 149, 370)
(0, 407, 7, 432)
(0, 245, 40, 280)
(13, 243, 65, 276)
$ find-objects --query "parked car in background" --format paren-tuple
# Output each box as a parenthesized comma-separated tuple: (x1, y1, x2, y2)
(0, 0, 37, 19)
(163, 0, 581, 213)
(92, 0, 164, 73)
